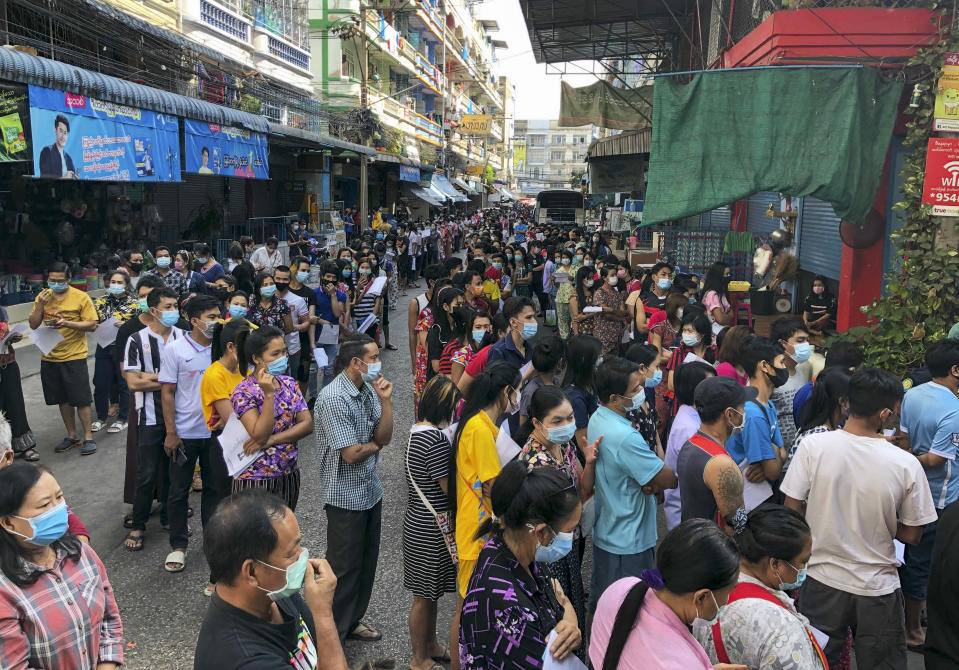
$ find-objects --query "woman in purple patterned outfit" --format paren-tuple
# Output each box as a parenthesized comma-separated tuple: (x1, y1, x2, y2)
(230, 325, 311, 509)
(459, 461, 582, 670)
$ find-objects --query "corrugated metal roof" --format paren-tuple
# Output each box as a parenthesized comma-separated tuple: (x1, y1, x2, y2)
(586, 128, 651, 159)
(270, 124, 377, 155)
(0, 47, 269, 133)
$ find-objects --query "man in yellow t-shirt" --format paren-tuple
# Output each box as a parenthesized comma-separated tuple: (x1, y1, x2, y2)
(28, 262, 99, 455)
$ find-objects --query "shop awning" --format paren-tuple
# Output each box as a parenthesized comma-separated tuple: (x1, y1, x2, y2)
(432, 173, 468, 202)
(270, 125, 378, 155)
(409, 186, 445, 206)
(427, 183, 450, 203)
(493, 185, 517, 200)
(453, 177, 478, 195)
(0, 47, 268, 133)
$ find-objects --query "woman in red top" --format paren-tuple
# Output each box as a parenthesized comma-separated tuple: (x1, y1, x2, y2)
(665, 311, 716, 417)
(439, 307, 491, 385)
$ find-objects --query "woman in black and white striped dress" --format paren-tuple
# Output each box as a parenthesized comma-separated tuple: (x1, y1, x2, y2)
(404, 375, 461, 670)
(352, 257, 381, 341)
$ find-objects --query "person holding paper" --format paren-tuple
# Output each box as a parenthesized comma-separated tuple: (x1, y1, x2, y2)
(121, 286, 183, 553)
(569, 267, 597, 337)
(0, 307, 37, 461)
(273, 265, 310, 384)
(91, 270, 139, 435)
(314, 262, 347, 390)
(694, 503, 825, 669)
(724, 337, 788, 489)
(230, 324, 311, 514)
(458, 461, 583, 670)
(676, 376, 751, 530)
(28, 262, 98, 457)
(352, 258, 382, 342)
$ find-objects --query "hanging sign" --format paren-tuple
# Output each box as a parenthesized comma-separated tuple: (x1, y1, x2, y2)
(934, 54, 959, 132)
(921, 137, 959, 216)
(0, 82, 30, 162)
(459, 114, 492, 136)
(29, 85, 180, 181)
(183, 118, 269, 179)
(399, 165, 420, 182)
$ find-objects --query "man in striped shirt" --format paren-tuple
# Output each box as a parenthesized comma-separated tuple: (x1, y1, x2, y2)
(122, 286, 182, 551)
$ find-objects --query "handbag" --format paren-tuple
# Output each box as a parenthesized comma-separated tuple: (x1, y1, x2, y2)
(406, 427, 458, 564)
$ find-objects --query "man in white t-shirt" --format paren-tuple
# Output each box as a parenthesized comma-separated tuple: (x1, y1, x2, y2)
(769, 317, 813, 452)
(782, 367, 937, 670)
(273, 265, 309, 382)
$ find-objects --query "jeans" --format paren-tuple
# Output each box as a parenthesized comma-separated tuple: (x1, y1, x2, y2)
(93, 344, 128, 422)
(167, 437, 229, 550)
(326, 501, 382, 640)
(318, 342, 339, 390)
(130, 425, 169, 532)
(589, 545, 655, 612)
(287, 351, 301, 379)
(899, 512, 940, 600)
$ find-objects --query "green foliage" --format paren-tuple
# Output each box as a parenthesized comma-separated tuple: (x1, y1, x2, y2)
(842, 22, 959, 377)
(569, 169, 585, 189)
(236, 95, 262, 114)
(484, 164, 494, 188)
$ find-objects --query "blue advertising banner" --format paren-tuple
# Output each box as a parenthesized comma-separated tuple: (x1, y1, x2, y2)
(184, 119, 268, 179)
(28, 85, 180, 182)
(399, 165, 420, 182)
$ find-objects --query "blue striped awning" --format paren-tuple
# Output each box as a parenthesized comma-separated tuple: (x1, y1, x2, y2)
(0, 48, 269, 133)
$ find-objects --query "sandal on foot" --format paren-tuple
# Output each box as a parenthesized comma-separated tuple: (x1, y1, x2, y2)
(124, 532, 144, 551)
(385, 344, 398, 350)
(54, 437, 81, 453)
(16, 448, 40, 462)
(107, 421, 127, 434)
(90, 420, 105, 433)
(430, 647, 451, 663)
(348, 621, 383, 642)
(164, 549, 187, 572)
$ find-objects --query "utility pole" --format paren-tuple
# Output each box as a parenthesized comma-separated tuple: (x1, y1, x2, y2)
(358, 3, 370, 232)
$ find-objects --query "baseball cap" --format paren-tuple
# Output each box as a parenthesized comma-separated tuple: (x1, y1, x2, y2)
(694, 376, 758, 417)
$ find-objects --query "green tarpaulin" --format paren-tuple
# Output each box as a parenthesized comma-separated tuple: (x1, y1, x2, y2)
(643, 67, 902, 225)
(559, 80, 652, 130)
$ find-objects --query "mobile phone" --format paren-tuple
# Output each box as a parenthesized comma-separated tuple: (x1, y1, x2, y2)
(175, 446, 188, 467)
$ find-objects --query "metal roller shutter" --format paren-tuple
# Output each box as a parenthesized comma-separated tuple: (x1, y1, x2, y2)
(798, 196, 843, 280)
(746, 191, 781, 237)
(700, 205, 731, 230)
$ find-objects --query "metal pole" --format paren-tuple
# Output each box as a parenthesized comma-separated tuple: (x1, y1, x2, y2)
(359, 4, 369, 231)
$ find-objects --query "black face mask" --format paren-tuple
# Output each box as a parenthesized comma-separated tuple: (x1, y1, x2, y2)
(213, 287, 230, 300)
(767, 366, 790, 388)
(273, 282, 290, 293)
(128, 262, 143, 272)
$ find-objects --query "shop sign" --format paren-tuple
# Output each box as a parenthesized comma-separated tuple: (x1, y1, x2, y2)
(934, 54, 959, 132)
(466, 164, 483, 175)
(921, 137, 959, 216)
(183, 119, 269, 179)
(459, 114, 492, 136)
(399, 165, 420, 182)
(28, 85, 180, 181)
(0, 82, 30, 162)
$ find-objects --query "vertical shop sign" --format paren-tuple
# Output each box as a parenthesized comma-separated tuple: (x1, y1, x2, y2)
(921, 137, 959, 216)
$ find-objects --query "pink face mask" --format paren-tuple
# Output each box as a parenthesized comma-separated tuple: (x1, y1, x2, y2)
(174, 261, 184, 270)
(617, 269, 627, 279)
(812, 285, 824, 295)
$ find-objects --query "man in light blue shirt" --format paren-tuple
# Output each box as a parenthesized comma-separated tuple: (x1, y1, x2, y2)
(898, 338, 959, 648)
(587, 356, 677, 611)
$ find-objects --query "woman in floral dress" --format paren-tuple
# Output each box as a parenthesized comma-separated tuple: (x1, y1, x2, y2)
(230, 324, 312, 509)
(591, 265, 629, 356)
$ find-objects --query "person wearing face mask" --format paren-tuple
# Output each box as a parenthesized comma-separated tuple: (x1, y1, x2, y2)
(439, 306, 490, 385)
(425, 287, 465, 381)
(593, 266, 629, 356)
(145, 245, 190, 296)
(119, 248, 144, 288)
(676, 376, 752, 531)
(194, 490, 348, 670)
(403, 376, 462, 670)
(784, 367, 850, 480)
(623, 344, 667, 449)
(352, 258, 383, 342)
(487, 296, 537, 369)
(193, 242, 225, 290)
(590, 519, 742, 670)
(174, 249, 207, 296)
(0, 463, 125, 669)
(248, 272, 295, 334)
(640, 261, 674, 315)
(230, 324, 311, 513)
(724, 337, 787, 494)
(158, 294, 230, 577)
(250, 237, 282, 274)
(666, 311, 716, 414)
(29, 261, 99, 457)
(694, 504, 823, 668)
(272, 265, 311, 383)
(201, 319, 248, 444)
(459, 460, 584, 670)
(91, 271, 139, 435)
(553, 251, 575, 339)
(314, 333, 394, 644)
(587, 357, 677, 611)
(802, 275, 837, 337)
(516, 387, 602, 650)
(783, 368, 937, 670)
(569, 266, 597, 337)
(769, 318, 813, 455)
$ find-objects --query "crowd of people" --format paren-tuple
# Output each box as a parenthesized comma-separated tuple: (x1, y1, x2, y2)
(0, 207, 956, 670)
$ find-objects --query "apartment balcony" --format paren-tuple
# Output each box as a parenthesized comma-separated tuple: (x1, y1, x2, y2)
(253, 28, 311, 81)
(185, 0, 252, 44)
(373, 95, 443, 147)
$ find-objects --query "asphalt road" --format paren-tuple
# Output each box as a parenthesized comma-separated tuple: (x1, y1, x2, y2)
(12, 278, 925, 670)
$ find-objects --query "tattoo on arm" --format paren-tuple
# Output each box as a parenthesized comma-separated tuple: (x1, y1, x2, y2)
(715, 464, 745, 518)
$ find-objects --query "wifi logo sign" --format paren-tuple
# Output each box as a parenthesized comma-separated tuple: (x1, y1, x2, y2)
(942, 161, 959, 186)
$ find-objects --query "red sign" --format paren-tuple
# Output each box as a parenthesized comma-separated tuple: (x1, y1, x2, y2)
(64, 92, 86, 108)
(922, 137, 959, 216)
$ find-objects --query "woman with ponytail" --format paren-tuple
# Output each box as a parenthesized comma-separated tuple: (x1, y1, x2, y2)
(447, 360, 521, 670)
(693, 503, 825, 669)
(228, 324, 311, 509)
(201, 319, 248, 433)
(589, 518, 741, 670)
(459, 461, 583, 670)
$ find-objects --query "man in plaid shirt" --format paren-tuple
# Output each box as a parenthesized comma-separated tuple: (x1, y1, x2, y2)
(144, 245, 189, 297)
(314, 333, 394, 643)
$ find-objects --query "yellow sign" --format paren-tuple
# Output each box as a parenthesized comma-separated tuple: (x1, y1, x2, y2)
(466, 164, 484, 175)
(460, 114, 492, 136)
(513, 142, 526, 171)
(935, 54, 959, 131)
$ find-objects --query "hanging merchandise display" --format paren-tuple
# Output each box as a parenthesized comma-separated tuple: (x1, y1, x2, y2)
(183, 119, 269, 179)
(28, 85, 181, 182)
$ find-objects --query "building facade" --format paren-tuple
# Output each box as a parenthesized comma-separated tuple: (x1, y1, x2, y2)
(513, 119, 597, 196)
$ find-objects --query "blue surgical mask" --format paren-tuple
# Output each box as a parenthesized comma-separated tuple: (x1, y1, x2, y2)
(622, 392, 644, 412)
(776, 561, 807, 591)
(260, 285, 277, 298)
(584, 260, 593, 267)
(156, 256, 171, 268)
(520, 321, 538, 340)
(137, 298, 149, 311)
(790, 341, 812, 364)
(296, 271, 309, 283)
(256, 549, 308, 601)
(472, 330, 488, 345)
(267, 356, 289, 376)
(691, 591, 726, 628)
(657, 278, 672, 291)
(532, 527, 573, 564)
(682, 333, 701, 347)
(546, 421, 576, 445)
(645, 369, 663, 388)
(10, 500, 69, 546)
(492, 262, 503, 270)
(107, 284, 126, 296)
(342, 269, 352, 278)
(361, 359, 382, 382)
(159, 310, 180, 327)
(195, 257, 208, 264)
(48, 281, 68, 293)
(689, 296, 696, 304)
(376, 233, 384, 240)
(228, 305, 248, 319)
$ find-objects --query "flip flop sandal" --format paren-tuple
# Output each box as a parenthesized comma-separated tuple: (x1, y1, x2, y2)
(124, 533, 144, 552)
(15, 448, 40, 462)
(348, 622, 383, 642)
(164, 549, 187, 572)
(90, 421, 105, 433)
(107, 421, 127, 434)
(385, 344, 398, 350)
(430, 648, 451, 663)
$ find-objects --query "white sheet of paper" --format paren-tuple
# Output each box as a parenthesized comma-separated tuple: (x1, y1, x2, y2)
(0, 323, 28, 350)
(441, 422, 458, 443)
(317, 324, 339, 345)
(28, 326, 63, 356)
(313, 347, 328, 369)
(93, 321, 120, 349)
(495, 426, 521, 466)
(738, 458, 773, 511)
(520, 361, 533, 378)
(542, 631, 588, 670)
(894, 539, 906, 565)
(357, 313, 377, 334)
(218, 413, 259, 478)
(809, 625, 830, 651)
(553, 272, 569, 283)
(582, 306, 603, 314)
(367, 276, 387, 296)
